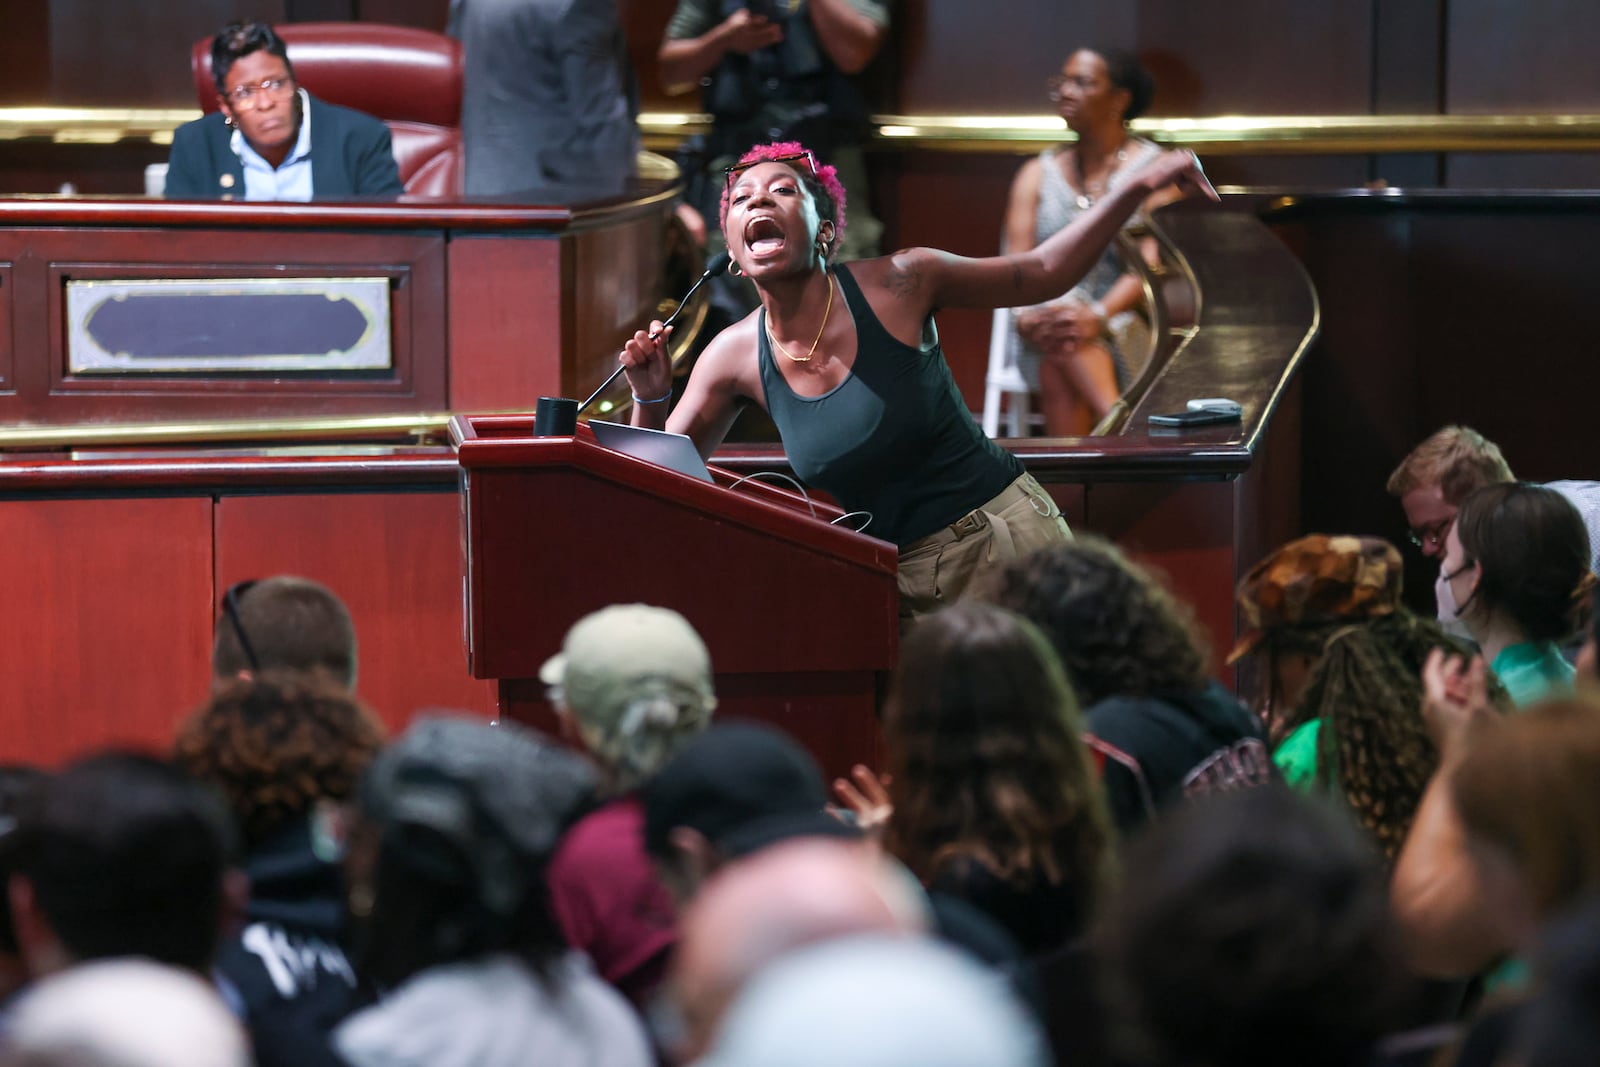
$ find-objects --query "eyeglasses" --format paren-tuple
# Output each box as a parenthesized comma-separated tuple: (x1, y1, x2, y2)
(724, 150, 818, 188)
(221, 579, 262, 674)
(227, 77, 294, 105)
(1407, 515, 1455, 551)
(1047, 73, 1100, 102)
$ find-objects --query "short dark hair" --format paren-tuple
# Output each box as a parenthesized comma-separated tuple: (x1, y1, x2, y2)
(0, 766, 48, 955)
(1098, 787, 1408, 1067)
(174, 673, 385, 851)
(10, 753, 236, 973)
(985, 536, 1210, 706)
(1093, 49, 1155, 122)
(210, 20, 294, 95)
(212, 575, 358, 689)
(1456, 482, 1591, 644)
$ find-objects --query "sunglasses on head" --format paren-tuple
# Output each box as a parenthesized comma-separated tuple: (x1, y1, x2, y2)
(221, 579, 262, 674)
(724, 150, 819, 188)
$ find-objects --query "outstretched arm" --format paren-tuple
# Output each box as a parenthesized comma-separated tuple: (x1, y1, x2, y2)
(895, 149, 1217, 316)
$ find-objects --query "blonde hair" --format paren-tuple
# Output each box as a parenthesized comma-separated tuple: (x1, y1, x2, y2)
(1386, 426, 1514, 505)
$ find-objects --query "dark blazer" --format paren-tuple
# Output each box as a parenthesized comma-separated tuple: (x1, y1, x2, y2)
(164, 93, 404, 200)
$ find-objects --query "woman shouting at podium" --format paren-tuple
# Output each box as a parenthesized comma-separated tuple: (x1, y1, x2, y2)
(617, 140, 1216, 621)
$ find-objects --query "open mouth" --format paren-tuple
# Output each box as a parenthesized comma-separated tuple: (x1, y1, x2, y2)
(744, 216, 786, 257)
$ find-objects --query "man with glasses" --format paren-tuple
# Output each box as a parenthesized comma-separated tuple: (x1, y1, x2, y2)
(165, 21, 402, 201)
(1387, 424, 1600, 633)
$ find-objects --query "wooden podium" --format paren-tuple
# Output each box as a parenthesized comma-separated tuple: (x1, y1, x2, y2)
(451, 415, 899, 777)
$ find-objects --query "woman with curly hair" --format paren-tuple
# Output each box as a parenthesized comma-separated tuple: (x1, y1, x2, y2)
(874, 601, 1116, 954)
(173, 672, 386, 1067)
(985, 537, 1270, 834)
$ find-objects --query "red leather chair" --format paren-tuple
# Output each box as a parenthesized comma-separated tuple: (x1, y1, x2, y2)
(192, 23, 463, 197)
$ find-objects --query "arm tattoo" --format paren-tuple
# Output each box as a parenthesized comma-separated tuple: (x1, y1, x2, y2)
(1009, 257, 1024, 292)
(884, 254, 921, 298)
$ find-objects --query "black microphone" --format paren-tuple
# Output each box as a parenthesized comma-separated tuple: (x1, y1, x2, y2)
(578, 251, 733, 415)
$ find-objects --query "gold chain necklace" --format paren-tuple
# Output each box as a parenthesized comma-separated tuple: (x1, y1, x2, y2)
(766, 273, 834, 364)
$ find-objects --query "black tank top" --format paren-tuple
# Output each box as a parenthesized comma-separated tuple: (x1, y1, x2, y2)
(757, 264, 1023, 546)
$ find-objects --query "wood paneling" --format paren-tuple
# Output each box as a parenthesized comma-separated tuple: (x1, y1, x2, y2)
(356, 0, 449, 31)
(0, 1, 51, 106)
(1447, 0, 1600, 113)
(215, 491, 496, 735)
(49, 0, 286, 107)
(447, 235, 565, 411)
(0, 496, 215, 764)
(1137, 0, 1375, 116)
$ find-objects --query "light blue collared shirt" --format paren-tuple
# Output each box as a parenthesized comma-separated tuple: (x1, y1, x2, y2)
(230, 89, 314, 202)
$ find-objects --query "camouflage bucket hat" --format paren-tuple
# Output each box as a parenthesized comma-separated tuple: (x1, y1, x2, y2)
(1226, 535, 1404, 666)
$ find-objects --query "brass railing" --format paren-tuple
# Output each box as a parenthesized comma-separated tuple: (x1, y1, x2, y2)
(6, 108, 1600, 155)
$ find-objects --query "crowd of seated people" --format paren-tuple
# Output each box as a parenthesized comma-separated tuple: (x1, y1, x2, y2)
(0, 417, 1597, 1067)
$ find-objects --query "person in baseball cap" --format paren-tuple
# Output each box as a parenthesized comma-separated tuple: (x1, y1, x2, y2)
(540, 603, 718, 1007)
(642, 721, 860, 906)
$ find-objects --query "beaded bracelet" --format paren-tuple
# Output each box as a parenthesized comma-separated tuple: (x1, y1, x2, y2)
(633, 390, 672, 404)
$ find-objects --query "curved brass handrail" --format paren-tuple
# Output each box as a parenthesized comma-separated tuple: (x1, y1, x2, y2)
(8, 108, 1600, 155)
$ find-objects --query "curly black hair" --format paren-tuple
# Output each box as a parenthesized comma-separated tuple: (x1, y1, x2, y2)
(984, 536, 1210, 708)
(173, 672, 385, 851)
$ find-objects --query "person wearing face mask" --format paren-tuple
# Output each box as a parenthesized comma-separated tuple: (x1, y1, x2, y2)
(616, 140, 1216, 622)
(1438, 482, 1593, 707)
(1386, 426, 1600, 640)
(165, 21, 403, 201)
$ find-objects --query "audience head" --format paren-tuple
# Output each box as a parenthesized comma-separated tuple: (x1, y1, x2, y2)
(173, 673, 385, 852)
(5, 958, 250, 1067)
(718, 140, 847, 255)
(883, 602, 1114, 917)
(1451, 700, 1600, 951)
(540, 604, 716, 792)
(1051, 48, 1154, 130)
(8, 753, 236, 977)
(1230, 534, 1404, 723)
(346, 716, 595, 988)
(212, 575, 358, 691)
(0, 766, 47, 1000)
(1098, 787, 1408, 1067)
(1443, 482, 1592, 647)
(696, 935, 1048, 1067)
(667, 838, 927, 1064)
(642, 721, 858, 905)
(986, 535, 1209, 706)
(1233, 535, 1459, 859)
(1386, 425, 1515, 559)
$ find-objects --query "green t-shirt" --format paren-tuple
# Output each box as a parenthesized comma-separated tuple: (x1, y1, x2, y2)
(1273, 719, 1322, 790)
(1491, 641, 1574, 708)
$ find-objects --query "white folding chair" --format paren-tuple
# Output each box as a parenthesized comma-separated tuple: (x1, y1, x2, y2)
(982, 306, 1033, 438)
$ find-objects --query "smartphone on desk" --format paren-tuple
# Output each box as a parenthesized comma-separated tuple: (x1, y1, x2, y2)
(1148, 407, 1242, 428)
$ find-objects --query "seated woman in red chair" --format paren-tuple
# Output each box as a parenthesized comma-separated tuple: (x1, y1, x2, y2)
(165, 21, 403, 201)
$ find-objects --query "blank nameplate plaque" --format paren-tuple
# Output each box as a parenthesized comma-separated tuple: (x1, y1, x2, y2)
(65, 277, 392, 375)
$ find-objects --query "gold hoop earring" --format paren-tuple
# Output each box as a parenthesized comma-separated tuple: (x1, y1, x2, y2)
(729, 260, 745, 277)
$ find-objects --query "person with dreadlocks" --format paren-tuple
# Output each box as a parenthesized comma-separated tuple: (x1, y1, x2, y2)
(616, 139, 1216, 621)
(1228, 535, 1484, 863)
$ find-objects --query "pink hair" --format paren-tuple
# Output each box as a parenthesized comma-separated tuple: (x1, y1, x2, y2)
(718, 140, 848, 250)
